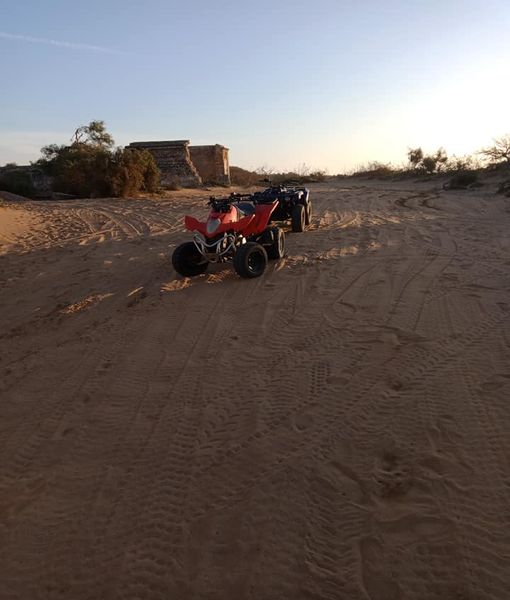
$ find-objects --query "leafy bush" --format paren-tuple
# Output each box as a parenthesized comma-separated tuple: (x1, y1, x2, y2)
(0, 169, 36, 197)
(35, 120, 160, 198)
(108, 148, 160, 196)
(407, 147, 448, 173)
(37, 142, 111, 197)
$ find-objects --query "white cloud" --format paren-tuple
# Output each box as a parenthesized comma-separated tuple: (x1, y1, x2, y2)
(0, 31, 126, 54)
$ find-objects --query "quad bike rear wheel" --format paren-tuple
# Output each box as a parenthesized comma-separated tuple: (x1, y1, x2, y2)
(291, 203, 306, 232)
(172, 242, 208, 277)
(233, 242, 268, 278)
(305, 200, 312, 226)
(266, 227, 285, 260)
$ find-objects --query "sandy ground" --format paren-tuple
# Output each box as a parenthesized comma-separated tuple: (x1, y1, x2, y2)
(1, 180, 510, 599)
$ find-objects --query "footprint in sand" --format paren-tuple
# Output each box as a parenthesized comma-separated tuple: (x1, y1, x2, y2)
(372, 450, 414, 499)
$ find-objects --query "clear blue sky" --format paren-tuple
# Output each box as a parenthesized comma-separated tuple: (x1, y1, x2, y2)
(1, 0, 509, 172)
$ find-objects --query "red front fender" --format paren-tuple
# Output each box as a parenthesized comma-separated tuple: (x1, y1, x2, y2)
(184, 214, 256, 236)
(184, 215, 205, 234)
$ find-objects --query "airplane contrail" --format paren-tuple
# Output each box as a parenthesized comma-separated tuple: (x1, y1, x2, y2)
(0, 31, 126, 54)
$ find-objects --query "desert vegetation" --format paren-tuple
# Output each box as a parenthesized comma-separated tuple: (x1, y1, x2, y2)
(36, 121, 160, 198)
(347, 134, 510, 192)
(230, 163, 328, 187)
(229, 166, 262, 187)
(351, 148, 480, 178)
(0, 168, 37, 197)
(232, 135, 510, 190)
(0, 121, 160, 198)
(3, 129, 510, 197)
(479, 134, 510, 164)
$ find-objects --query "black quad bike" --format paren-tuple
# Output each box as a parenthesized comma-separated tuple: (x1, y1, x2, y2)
(251, 184, 312, 232)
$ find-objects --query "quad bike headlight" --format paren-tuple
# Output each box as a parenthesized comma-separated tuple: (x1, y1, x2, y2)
(206, 218, 221, 235)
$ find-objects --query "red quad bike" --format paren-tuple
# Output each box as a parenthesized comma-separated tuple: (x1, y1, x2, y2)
(172, 194, 285, 279)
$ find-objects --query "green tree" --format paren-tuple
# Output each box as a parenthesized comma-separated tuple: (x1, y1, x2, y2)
(71, 120, 114, 149)
(36, 121, 159, 197)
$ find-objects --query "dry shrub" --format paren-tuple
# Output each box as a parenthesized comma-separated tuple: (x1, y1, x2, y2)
(230, 166, 260, 187)
(350, 162, 396, 178)
(444, 170, 480, 190)
(497, 180, 510, 196)
(479, 134, 510, 164)
(255, 164, 328, 185)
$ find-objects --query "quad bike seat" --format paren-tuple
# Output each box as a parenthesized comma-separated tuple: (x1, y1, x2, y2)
(236, 202, 257, 217)
(251, 192, 275, 204)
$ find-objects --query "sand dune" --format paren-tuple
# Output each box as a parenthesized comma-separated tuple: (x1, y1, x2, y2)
(1, 180, 509, 599)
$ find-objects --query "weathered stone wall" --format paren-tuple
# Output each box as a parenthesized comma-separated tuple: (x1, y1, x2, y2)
(128, 140, 230, 188)
(189, 145, 230, 185)
(0, 165, 53, 197)
(128, 140, 202, 188)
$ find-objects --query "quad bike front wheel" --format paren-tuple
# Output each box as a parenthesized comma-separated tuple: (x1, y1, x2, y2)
(172, 242, 208, 277)
(291, 203, 306, 232)
(233, 242, 268, 278)
(266, 226, 285, 260)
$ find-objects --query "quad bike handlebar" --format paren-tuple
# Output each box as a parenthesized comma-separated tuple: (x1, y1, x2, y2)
(208, 193, 253, 213)
(207, 197, 231, 213)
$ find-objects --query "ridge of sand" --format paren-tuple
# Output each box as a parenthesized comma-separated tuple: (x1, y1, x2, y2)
(0, 181, 509, 599)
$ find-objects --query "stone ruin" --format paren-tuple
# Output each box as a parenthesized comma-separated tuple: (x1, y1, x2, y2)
(128, 140, 230, 188)
(189, 145, 230, 186)
(0, 164, 53, 198)
(1, 139, 230, 197)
